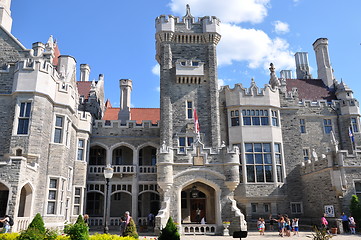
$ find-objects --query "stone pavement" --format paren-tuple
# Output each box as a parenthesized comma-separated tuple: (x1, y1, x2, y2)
(138, 231, 361, 240)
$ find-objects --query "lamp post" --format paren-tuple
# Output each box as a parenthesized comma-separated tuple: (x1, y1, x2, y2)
(103, 164, 114, 234)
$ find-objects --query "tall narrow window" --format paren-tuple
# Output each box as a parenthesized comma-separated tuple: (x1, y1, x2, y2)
(323, 119, 332, 134)
(47, 179, 58, 214)
(67, 168, 73, 191)
(300, 119, 306, 133)
(77, 139, 85, 161)
(351, 118, 359, 133)
(291, 202, 303, 214)
(272, 110, 279, 126)
(231, 110, 240, 126)
(73, 187, 82, 216)
(274, 143, 283, 182)
(303, 148, 310, 161)
(355, 181, 361, 199)
(54, 116, 64, 143)
(17, 102, 32, 134)
(179, 137, 186, 152)
(187, 101, 193, 119)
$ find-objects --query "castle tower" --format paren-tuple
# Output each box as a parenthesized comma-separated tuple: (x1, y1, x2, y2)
(118, 79, 132, 122)
(80, 64, 91, 81)
(313, 38, 334, 88)
(156, 4, 221, 149)
(295, 52, 311, 79)
(0, 0, 12, 32)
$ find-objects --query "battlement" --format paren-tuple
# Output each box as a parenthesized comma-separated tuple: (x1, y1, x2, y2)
(15, 59, 59, 79)
(221, 81, 280, 107)
(93, 120, 159, 129)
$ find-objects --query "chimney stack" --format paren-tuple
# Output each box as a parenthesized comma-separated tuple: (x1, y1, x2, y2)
(313, 38, 334, 88)
(295, 52, 312, 79)
(80, 64, 91, 81)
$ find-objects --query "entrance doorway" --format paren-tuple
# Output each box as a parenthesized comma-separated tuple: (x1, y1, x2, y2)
(190, 198, 205, 223)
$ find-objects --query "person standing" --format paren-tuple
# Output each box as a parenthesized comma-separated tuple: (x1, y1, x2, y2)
(348, 215, 356, 234)
(340, 212, 349, 233)
(292, 218, 299, 236)
(0, 215, 10, 233)
(196, 208, 201, 223)
(321, 214, 329, 233)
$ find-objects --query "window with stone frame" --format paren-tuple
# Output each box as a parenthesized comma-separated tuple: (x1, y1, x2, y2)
(271, 110, 279, 126)
(290, 202, 303, 214)
(77, 139, 85, 161)
(245, 143, 273, 183)
(274, 143, 283, 182)
(187, 101, 193, 119)
(179, 136, 194, 153)
(242, 109, 269, 126)
(47, 178, 58, 214)
(251, 203, 257, 213)
(73, 187, 82, 216)
(230, 110, 240, 126)
(351, 118, 359, 133)
(323, 119, 333, 134)
(264, 203, 270, 213)
(300, 119, 306, 133)
(54, 116, 64, 143)
(303, 148, 310, 161)
(354, 181, 361, 199)
(17, 102, 32, 135)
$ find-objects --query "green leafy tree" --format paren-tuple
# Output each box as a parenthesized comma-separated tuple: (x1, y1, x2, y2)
(123, 218, 138, 239)
(18, 213, 58, 240)
(28, 213, 46, 234)
(350, 195, 361, 229)
(158, 217, 180, 240)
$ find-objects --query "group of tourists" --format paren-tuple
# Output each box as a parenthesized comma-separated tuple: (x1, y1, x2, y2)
(339, 212, 356, 234)
(256, 214, 299, 237)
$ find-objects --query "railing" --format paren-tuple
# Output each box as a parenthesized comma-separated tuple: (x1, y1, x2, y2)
(14, 217, 30, 232)
(139, 166, 156, 173)
(182, 224, 217, 235)
(88, 165, 136, 175)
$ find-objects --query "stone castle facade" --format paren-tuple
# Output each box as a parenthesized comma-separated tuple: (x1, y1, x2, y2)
(1, 1, 361, 235)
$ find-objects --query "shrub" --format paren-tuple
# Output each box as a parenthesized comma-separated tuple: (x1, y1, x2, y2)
(0, 232, 19, 240)
(307, 226, 333, 240)
(27, 213, 46, 234)
(350, 195, 361, 228)
(89, 234, 138, 240)
(122, 218, 138, 239)
(64, 215, 89, 240)
(158, 217, 180, 240)
(18, 227, 46, 240)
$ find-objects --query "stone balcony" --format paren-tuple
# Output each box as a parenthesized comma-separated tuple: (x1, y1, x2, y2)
(88, 165, 156, 175)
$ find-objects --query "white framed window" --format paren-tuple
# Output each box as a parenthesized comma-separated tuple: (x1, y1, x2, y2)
(291, 202, 303, 214)
(245, 143, 273, 183)
(54, 116, 64, 143)
(187, 101, 193, 119)
(323, 119, 332, 134)
(242, 109, 269, 126)
(16, 102, 32, 135)
(230, 110, 240, 126)
(351, 118, 359, 133)
(77, 139, 85, 161)
(303, 148, 310, 161)
(300, 119, 306, 133)
(271, 110, 279, 126)
(274, 143, 283, 182)
(73, 187, 82, 216)
(264, 203, 270, 213)
(47, 178, 58, 214)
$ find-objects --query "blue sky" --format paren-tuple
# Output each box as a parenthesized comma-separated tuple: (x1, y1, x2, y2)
(10, 0, 361, 108)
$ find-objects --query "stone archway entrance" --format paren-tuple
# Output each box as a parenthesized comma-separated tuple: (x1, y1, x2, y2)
(181, 182, 216, 224)
(0, 183, 9, 217)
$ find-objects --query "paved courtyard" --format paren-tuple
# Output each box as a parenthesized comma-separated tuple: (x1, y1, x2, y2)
(138, 231, 361, 240)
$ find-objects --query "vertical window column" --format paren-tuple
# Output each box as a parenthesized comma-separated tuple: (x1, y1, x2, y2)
(47, 179, 58, 214)
(323, 119, 332, 134)
(300, 119, 306, 133)
(54, 116, 64, 143)
(351, 118, 359, 132)
(274, 143, 283, 182)
(187, 101, 193, 119)
(73, 187, 82, 216)
(230, 110, 240, 126)
(17, 102, 32, 134)
(77, 139, 85, 161)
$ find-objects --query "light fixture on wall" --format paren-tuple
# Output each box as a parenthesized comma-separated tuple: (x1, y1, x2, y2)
(191, 185, 199, 198)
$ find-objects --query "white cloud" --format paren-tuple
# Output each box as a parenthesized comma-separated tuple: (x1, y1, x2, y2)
(273, 20, 290, 34)
(218, 23, 295, 72)
(218, 79, 225, 89)
(152, 64, 160, 76)
(155, 86, 160, 92)
(169, 0, 270, 24)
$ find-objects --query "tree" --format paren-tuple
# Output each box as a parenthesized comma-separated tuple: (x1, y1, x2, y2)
(158, 217, 180, 240)
(350, 195, 361, 229)
(123, 217, 139, 239)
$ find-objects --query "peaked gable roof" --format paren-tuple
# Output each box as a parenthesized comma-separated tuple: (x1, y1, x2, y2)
(285, 78, 336, 102)
(76, 81, 93, 99)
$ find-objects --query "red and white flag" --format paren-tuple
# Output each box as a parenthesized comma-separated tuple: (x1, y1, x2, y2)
(193, 109, 200, 134)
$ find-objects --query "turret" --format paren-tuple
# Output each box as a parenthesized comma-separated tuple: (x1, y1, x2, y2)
(32, 42, 45, 57)
(295, 52, 312, 79)
(80, 64, 91, 81)
(57, 55, 77, 82)
(0, 0, 12, 32)
(118, 79, 132, 122)
(313, 38, 334, 88)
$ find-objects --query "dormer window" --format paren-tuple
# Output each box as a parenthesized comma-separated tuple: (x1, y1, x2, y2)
(192, 61, 199, 66)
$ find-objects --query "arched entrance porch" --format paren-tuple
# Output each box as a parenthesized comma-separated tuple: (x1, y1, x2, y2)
(0, 183, 9, 217)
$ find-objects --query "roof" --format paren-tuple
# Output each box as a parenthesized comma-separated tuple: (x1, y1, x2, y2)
(102, 108, 160, 124)
(76, 81, 93, 99)
(53, 44, 60, 66)
(285, 79, 336, 102)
